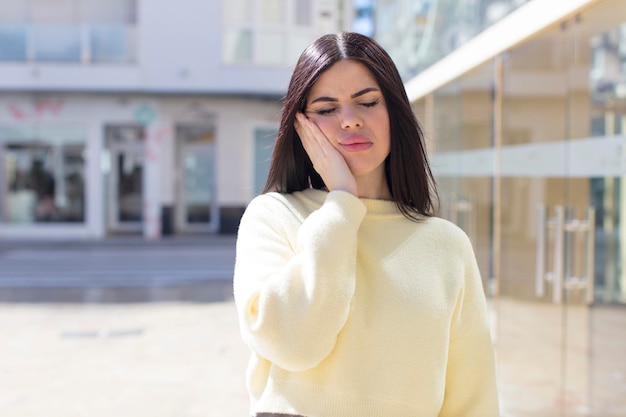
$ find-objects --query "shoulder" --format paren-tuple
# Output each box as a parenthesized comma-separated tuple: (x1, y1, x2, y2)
(420, 216, 474, 254)
(242, 189, 325, 224)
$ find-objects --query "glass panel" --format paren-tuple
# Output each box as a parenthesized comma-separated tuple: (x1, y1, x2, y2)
(254, 128, 276, 196)
(573, 0, 626, 415)
(116, 151, 142, 222)
(353, 0, 375, 36)
(223, 29, 252, 64)
(32, 23, 81, 62)
(1, 124, 86, 224)
(176, 125, 216, 231)
(375, 0, 532, 80)
(498, 22, 569, 417)
(105, 125, 144, 230)
(257, 31, 284, 65)
(4, 142, 85, 224)
(430, 62, 495, 296)
(90, 25, 134, 63)
(0, 24, 27, 61)
(183, 148, 214, 224)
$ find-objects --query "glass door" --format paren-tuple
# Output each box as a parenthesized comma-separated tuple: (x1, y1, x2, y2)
(431, 60, 497, 295)
(105, 125, 145, 233)
(570, 1, 626, 415)
(498, 3, 626, 414)
(175, 124, 218, 233)
(424, 2, 626, 416)
(497, 21, 572, 416)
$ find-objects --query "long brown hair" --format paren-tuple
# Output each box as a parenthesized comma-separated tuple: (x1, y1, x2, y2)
(263, 32, 437, 220)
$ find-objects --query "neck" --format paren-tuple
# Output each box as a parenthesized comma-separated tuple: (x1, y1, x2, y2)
(356, 174, 392, 200)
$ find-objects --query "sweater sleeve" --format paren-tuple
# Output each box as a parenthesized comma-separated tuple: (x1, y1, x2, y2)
(233, 191, 366, 372)
(439, 233, 500, 417)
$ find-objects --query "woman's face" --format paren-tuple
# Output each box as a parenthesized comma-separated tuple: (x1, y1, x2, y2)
(304, 59, 391, 187)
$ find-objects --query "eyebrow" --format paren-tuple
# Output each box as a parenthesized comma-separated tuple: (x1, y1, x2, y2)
(310, 87, 380, 104)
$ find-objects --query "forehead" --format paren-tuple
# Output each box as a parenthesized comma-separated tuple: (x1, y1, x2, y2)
(308, 60, 380, 99)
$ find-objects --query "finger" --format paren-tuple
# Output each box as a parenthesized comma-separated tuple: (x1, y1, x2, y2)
(295, 113, 325, 159)
(297, 113, 332, 156)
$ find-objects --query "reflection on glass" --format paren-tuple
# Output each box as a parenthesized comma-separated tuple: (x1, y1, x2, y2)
(32, 24, 81, 62)
(254, 128, 276, 196)
(0, 24, 27, 61)
(184, 149, 212, 224)
(116, 152, 142, 222)
(430, 62, 495, 293)
(587, 18, 626, 305)
(376, 0, 531, 80)
(223, 29, 252, 63)
(4, 143, 85, 223)
(90, 25, 134, 63)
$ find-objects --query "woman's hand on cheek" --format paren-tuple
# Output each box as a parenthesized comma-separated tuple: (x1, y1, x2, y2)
(295, 112, 357, 196)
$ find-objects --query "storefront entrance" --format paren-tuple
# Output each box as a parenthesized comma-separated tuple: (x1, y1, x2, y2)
(0, 124, 86, 226)
(175, 124, 218, 233)
(105, 124, 144, 234)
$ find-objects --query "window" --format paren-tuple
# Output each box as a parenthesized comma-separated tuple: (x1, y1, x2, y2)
(253, 127, 277, 196)
(32, 24, 81, 62)
(223, 29, 253, 63)
(222, 0, 330, 67)
(0, 0, 137, 63)
(0, 25, 27, 61)
(1, 125, 86, 224)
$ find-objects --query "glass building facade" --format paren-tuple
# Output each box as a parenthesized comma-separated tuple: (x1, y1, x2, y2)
(377, 0, 626, 415)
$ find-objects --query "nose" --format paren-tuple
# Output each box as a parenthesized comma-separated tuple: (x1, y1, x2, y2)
(340, 107, 363, 130)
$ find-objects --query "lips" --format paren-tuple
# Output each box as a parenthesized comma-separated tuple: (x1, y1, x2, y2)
(339, 135, 373, 152)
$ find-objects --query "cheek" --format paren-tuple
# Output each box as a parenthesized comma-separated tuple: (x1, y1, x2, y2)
(374, 114, 391, 144)
(309, 117, 338, 141)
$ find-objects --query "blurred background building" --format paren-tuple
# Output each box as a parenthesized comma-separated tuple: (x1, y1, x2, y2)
(0, 0, 351, 240)
(372, 0, 626, 415)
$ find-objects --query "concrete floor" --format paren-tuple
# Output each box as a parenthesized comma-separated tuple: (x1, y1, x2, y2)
(1, 295, 625, 417)
(0, 298, 251, 417)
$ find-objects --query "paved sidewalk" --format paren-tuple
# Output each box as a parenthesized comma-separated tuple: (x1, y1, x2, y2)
(0, 300, 251, 417)
(0, 235, 253, 417)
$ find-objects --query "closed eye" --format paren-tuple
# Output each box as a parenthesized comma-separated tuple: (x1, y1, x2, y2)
(314, 107, 337, 115)
(361, 100, 379, 108)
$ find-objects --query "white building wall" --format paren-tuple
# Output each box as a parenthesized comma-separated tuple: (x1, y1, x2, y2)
(0, 93, 281, 239)
(0, 0, 340, 94)
(0, 0, 347, 239)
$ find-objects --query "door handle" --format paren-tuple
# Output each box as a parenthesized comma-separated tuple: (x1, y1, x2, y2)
(552, 206, 565, 304)
(535, 205, 565, 303)
(585, 207, 596, 304)
(535, 205, 546, 297)
(562, 207, 596, 305)
(537, 206, 596, 304)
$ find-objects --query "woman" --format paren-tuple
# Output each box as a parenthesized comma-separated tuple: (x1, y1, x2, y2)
(233, 32, 499, 417)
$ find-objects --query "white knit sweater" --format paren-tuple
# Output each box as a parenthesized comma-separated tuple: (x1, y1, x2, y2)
(234, 189, 499, 417)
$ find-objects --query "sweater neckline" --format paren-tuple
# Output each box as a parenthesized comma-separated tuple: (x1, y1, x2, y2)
(300, 188, 402, 216)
